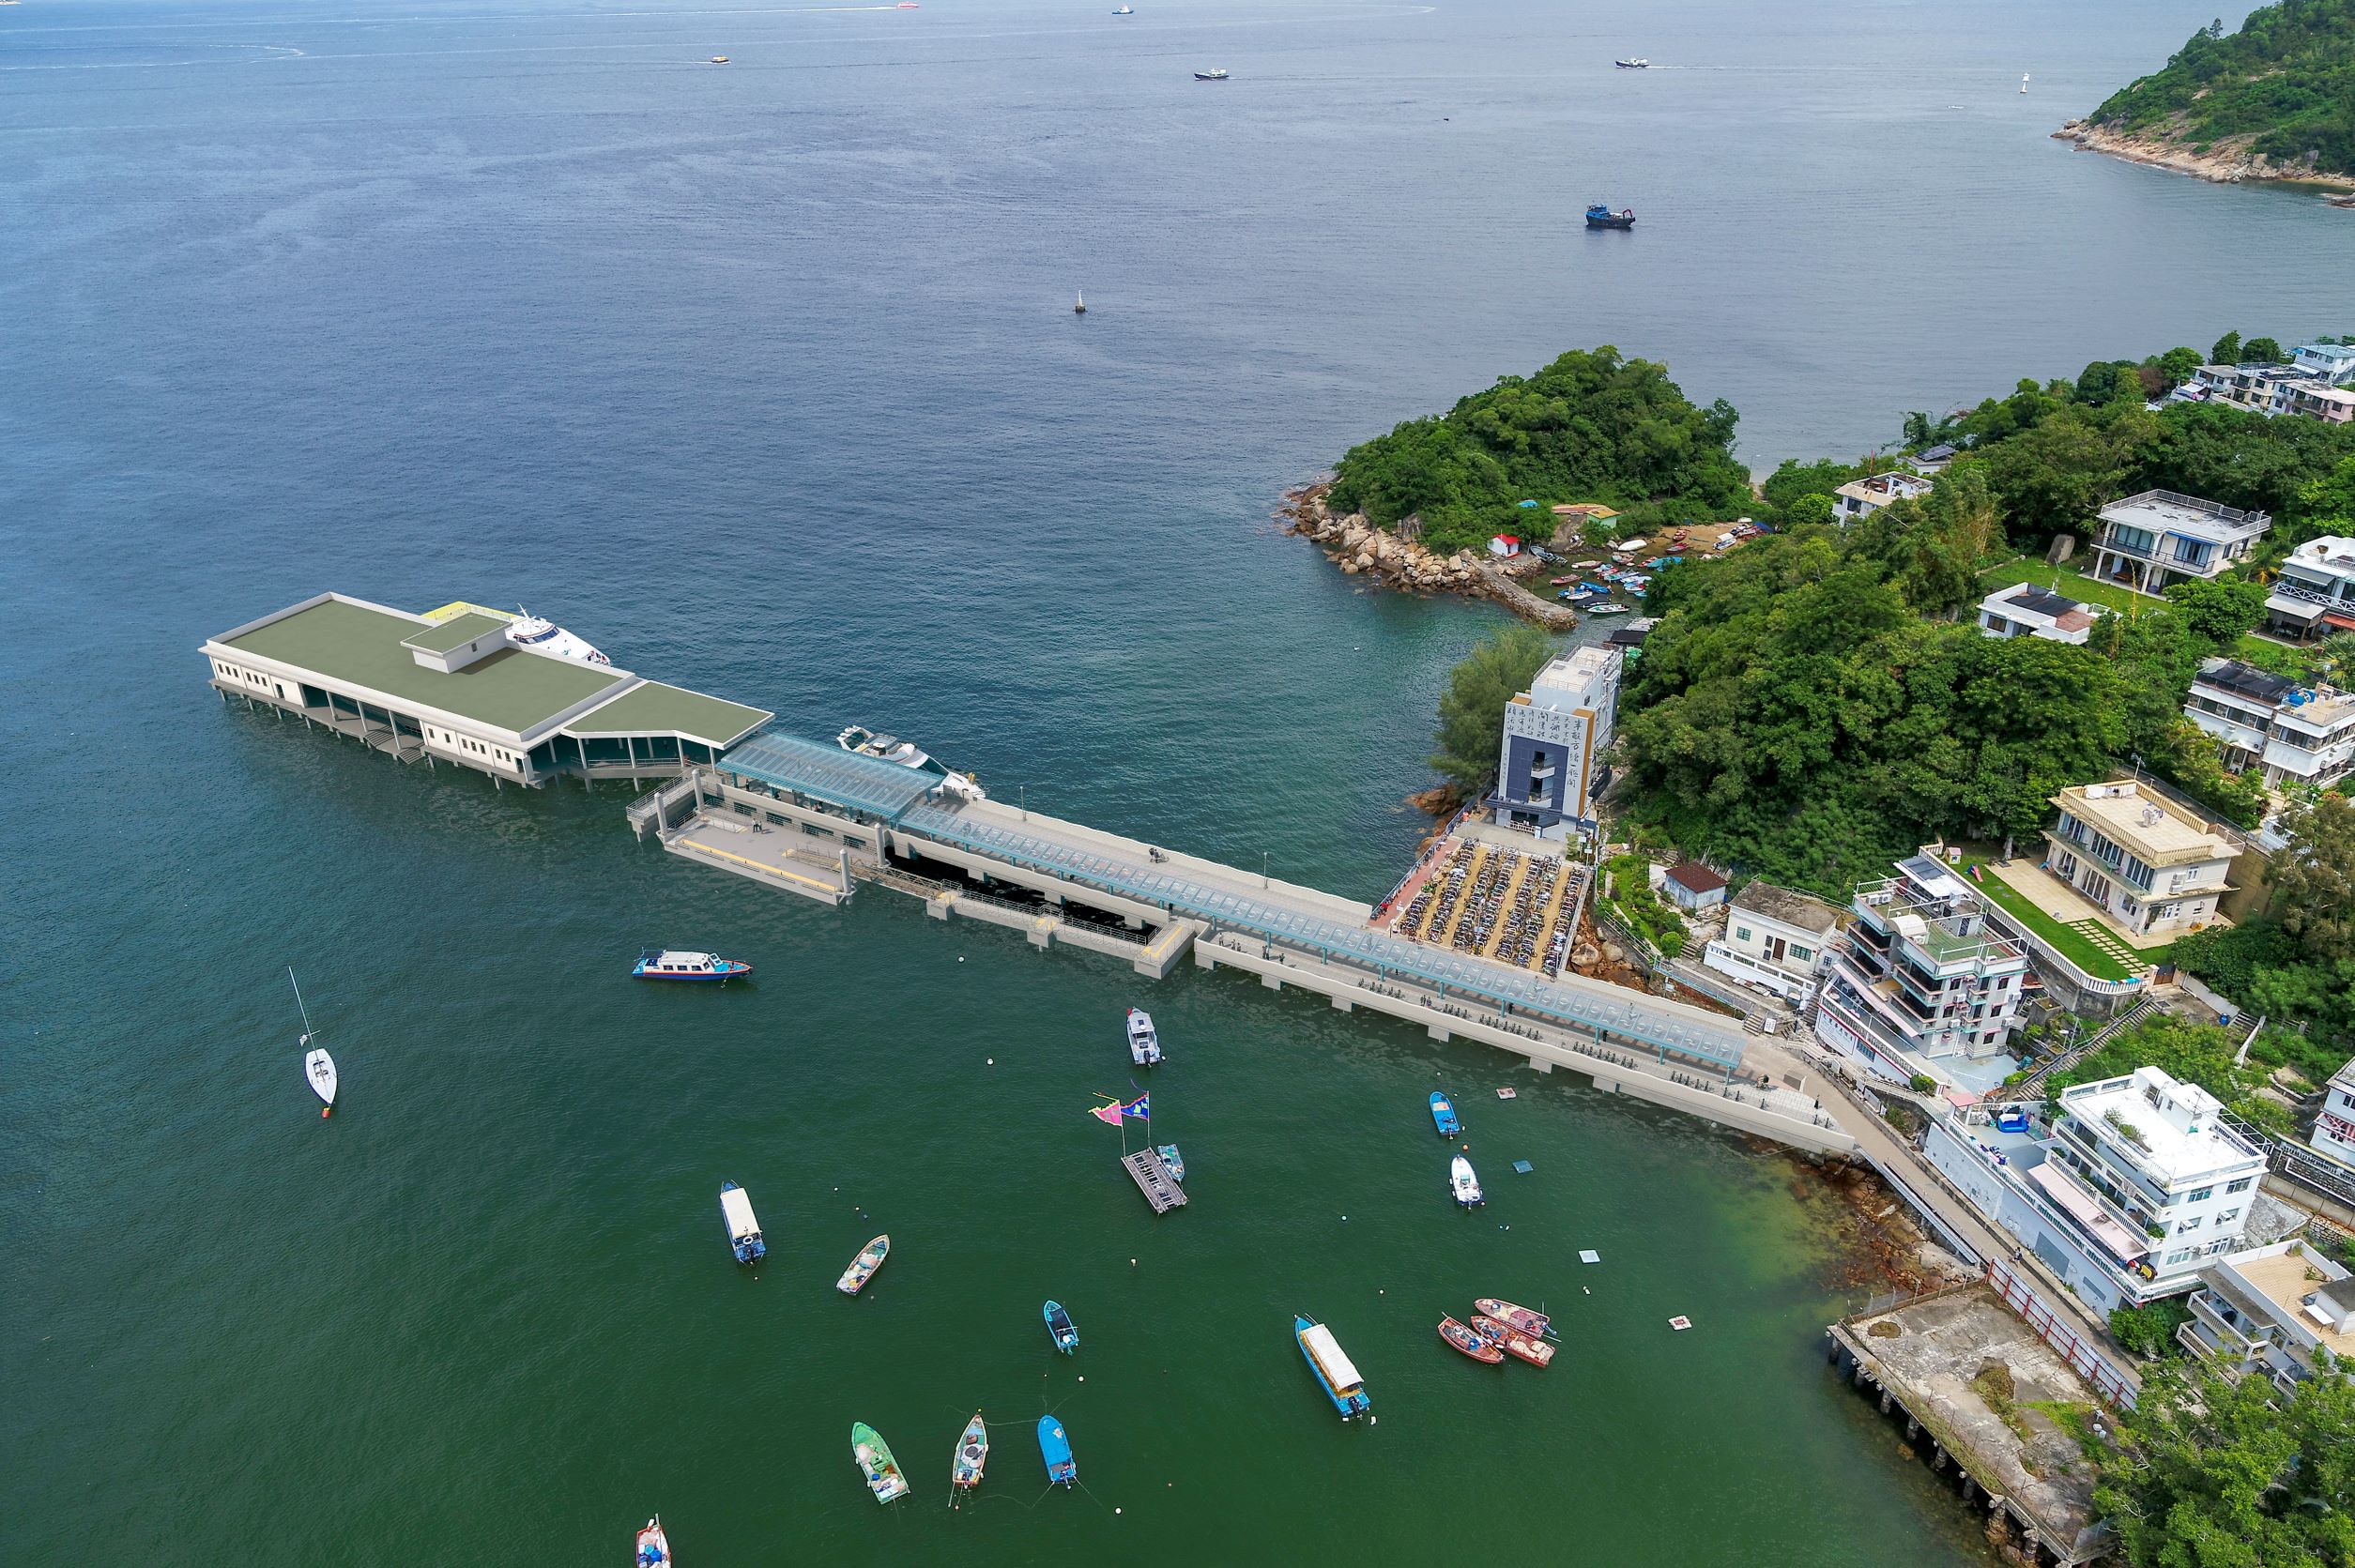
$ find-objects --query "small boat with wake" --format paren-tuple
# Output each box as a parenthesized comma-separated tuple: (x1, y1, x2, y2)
(838, 1234, 890, 1294)
(1113, 3, 1133, 9)
(1044, 1299, 1080, 1354)
(852, 1423, 910, 1502)
(1615, 57, 1648, 68)
(1439, 1316, 1504, 1363)
(1430, 1090, 1461, 1136)
(1473, 1298, 1552, 1337)
(1194, 68, 1228, 80)
(952, 1411, 988, 1495)
(719, 1180, 765, 1263)
(1584, 204, 1636, 230)
(635, 1516, 672, 1566)
(1038, 1416, 1078, 1485)
(633, 950, 751, 982)
(1450, 1154, 1484, 1207)
(1472, 1315, 1557, 1366)
(1125, 1007, 1163, 1066)
(1295, 1314, 1371, 1418)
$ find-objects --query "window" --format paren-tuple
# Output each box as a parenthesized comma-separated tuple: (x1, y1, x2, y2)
(2225, 1177, 2254, 1194)
(2187, 1186, 2213, 1203)
(2165, 1247, 2194, 1265)
(1735, 926, 1752, 943)
(1791, 945, 1812, 962)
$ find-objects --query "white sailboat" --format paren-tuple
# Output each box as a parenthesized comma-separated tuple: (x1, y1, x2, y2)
(290, 967, 337, 1118)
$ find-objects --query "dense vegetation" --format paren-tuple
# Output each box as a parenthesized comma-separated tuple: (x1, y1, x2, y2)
(2048, 1014, 2295, 1135)
(1428, 622, 1558, 799)
(2088, 0, 2355, 178)
(1328, 347, 1751, 556)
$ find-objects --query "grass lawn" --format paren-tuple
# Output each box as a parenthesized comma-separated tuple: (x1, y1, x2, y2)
(2228, 632, 2320, 681)
(1977, 557, 2147, 617)
(1955, 854, 2144, 982)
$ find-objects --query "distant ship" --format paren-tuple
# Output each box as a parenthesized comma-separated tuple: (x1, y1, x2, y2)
(1194, 69, 1228, 80)
(508, 609, 609, 664)
(710, 55, 728, 63)
(1114, 4, 1134, 10)
(1584, 204, 1635, 230)
(1615, 57, 1648, 69)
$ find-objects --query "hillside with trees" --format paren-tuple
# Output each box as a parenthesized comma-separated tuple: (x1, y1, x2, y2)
(2085, 0, 2355, 178)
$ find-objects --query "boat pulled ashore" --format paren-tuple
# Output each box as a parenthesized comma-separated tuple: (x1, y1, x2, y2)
(1438, 1316, 1504, 1363)
(838, 1235, 890, 1294)
(635, 1515, 672, 1565)
(1430, 1091, 1460, 1136)
(719, 1180, 765, 1263)
(952, 1411, 988, 1495)
(1472, 1315, 1557, 1366)
(1044, 1299, 1079, 1354)
(1450, 1155, 1485, 1207)
(633, 950, 750, 982)
(1125, 1007, 1163, 1065)
(1038, 1416, 1078, 1485)
(1294, 1314, 1370, 1419)
(1473, 1298, 1552, 1337)
(851, 1423, 910, 1503)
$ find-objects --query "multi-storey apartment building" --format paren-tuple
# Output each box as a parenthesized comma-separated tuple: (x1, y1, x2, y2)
(2043, 780, 2236, 938)
(1490, 645, 1617, 839)
(2086, 490, 2271, 599)
(2184, 659, 2355, 792)
(1812, 853, 2028, 1076)
(2263, 535, 2355, 643)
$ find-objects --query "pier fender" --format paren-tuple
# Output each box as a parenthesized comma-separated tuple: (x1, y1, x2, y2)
(1261, 972, 1281, 990)
(1331, 995, 1353, 1012)
(1427, 1025, 1451, 1043)
(1526, 1058, 1552, 1074)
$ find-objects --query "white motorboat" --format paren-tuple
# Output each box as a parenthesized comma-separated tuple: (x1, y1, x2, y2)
(507, 609, 610, 665)
(836, 724, 988, 800)
(1194, 68, 1228, 80)
(1586, 601, 1629, 615)
(1450, 1155, 1484, 1207)
(1125, 1007, 1163, 1066)
(1615, 57, 1648, 68)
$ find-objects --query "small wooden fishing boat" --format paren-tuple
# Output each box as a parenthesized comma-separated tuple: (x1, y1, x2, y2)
(1430, 1091, 1460, 1136)
(1038, 1416, 1078, 1485)
(1044, 1299, 1079, 1354)
(1295, 1314, 1370, 1418)
(1473, 1298, 1552, 1337)
(1472, 1315, 1557, 1367)
(1450, 1154, 1484, 1207)
(1156, 1143, 1185, 1181)
(633, 949, 751, 982)
(634, 1515, 671, 1566)
(952, 1411, 988, 1492)
(852, 1422, 910, 1502)
(837, 1234, 890, 1294)
(1438, 1316, 1504, 1363)
(719, 1180, 765, 1263)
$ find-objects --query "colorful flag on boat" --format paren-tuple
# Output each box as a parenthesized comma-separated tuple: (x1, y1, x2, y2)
(1089, 1102, 1125, 1127)
(1122, 1094, 1151, 1121)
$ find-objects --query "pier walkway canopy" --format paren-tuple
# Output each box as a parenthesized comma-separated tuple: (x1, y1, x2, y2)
(718, 731, 945, 823)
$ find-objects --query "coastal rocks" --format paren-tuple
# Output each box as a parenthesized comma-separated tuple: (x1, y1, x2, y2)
(1280, 482, 1573, 627)
(2055, 119, 2355, 194)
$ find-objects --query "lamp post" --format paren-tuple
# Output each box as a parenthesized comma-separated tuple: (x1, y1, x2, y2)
(1262, 851, 1269, 889)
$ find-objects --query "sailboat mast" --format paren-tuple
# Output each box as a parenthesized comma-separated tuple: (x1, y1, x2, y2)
(287, 966, 317, 1045)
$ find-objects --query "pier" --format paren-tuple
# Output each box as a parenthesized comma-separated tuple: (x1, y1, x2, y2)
(1122, 1149, 1186, 1212)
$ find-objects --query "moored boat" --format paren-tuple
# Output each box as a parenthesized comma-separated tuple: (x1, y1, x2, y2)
(1156, 1143, 1185, 1181)
(852, 1423, 910, 1502)
(1044, 1299, 1079, 1354)
(1586, 601, 1628, 614)
(1294, 1314, 1370, 1418)
(1125, 1007, 1163, 1065)
(1473, 1298, 1552, 1337)
(289, 968, 336, 1118)
(508, 609, 610, 665)
(719, 1180, 765, 1263)
(1472, 1314, 1557, 1366)
(1584, 204, 1636, 229)
(635, 1515, 672, 1565)
(1450, 1154, 1484, 1207)
(1438, 1316, 1504, 1363)
(1038, 1416, 1078, 1485)
(633, 949, 751, 982)
(1430, 1090, 1460, 1136)
(837, 1234, 890, 1294)
(952, 1411, 988, 1492)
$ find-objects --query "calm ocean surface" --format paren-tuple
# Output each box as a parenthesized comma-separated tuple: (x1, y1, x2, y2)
(4, 0, 2341, 1560)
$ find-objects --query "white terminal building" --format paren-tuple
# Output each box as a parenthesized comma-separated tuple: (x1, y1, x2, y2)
(1927, 1066, 2272, 1312)
(1489, 645, 1617, 841)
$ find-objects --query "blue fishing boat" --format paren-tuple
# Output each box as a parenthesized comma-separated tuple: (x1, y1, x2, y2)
(1295, 1314, 1370, 1419)
(1156, 1144, 1185, 1181)
(1044, 1299, 1079, 1354)
(1037, 1415, 1078, 1485)
(1585, 204, 1635, 229)
(719, 1180, 765, 1263)
(1430, 1091, 1461, 1137)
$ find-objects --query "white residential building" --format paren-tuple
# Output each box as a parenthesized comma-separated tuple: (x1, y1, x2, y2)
(1704, 881, 1845, 1005)
(1813, 852, 2029, 1075)
(2292, 342, 2355, 385)
(1977, 583, 2103, 645)
(2264, 536, 2355, 644)
(1490, 645, 1617, 839)
(2177, 1240, 2355, 1393)
(2087, 489, 2271, 599)
(2311, 1057, 2355, 1173)
(2044, 779, 2238, 938)
(1832, 471, 1934, 522)
(2184, 659, 2355, 792)
(1923, 1066, 2271, 1311)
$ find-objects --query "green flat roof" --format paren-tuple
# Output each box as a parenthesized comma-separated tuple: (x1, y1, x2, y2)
(222, 599, 624, 736)
(567, 682, 772, 749)
(400, 612, 511, 654)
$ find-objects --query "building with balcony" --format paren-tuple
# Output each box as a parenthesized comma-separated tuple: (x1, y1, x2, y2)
(2087, 489, 2271, 599)
(1832, 470, 1934, 523)
(2185, 658, 2355, 791)
(2311, 1057, 2355, 1174)
(2265, 536, 2355, 643)
(1489, 645, 1617, 840)
(2177, 1240, 2355, 1393)
(1704, 880, 1845, 1004)
(1977, 583, 2103, 644)
(2043, 780, 2236, 938)
(2282, 381, 2355, 424)
(2292, 342, 2355, 385)
(1922, 1066, 2271, 1312)
(1812, 853, 2029, 1081)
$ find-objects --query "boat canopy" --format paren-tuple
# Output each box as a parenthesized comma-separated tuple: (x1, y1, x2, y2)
(1301, 1322, 1364, 1391)
(721, 1185, 760, 1240)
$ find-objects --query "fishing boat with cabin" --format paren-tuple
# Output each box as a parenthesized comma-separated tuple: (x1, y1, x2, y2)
(1584, 204, 1635, 230)
(1125, 1007, 1163, 1065)
(837, 1234, 890, 1294)
(1429, 1091, 1460, 1136)
(1439, 1316, 1504, 1363)
(1472, 1315, 1556, 1366)
(952, 1411, 988, 1496)
(719, 1180, 765, 1263)
(1294, 1314, 1370, 1419)
(634, 1516, 672, 1565)
(1450, 1154, 1484, 1207)
(852, 1423, 910, 1502)
(633, 949, 751, 982)
(1038, 1416, 1078, 1485)
(1044, 1299, 1079, 1354)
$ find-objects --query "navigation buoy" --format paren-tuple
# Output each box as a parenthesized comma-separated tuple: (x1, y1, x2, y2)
(321, 1106, 331, 1119)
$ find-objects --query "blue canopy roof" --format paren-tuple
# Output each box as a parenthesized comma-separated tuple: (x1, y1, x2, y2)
(718, 730, 940, 822)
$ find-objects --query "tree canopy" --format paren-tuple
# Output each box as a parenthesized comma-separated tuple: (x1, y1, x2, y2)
(1429, 622, 1559, 798)
(2089, 0, 2355, 177)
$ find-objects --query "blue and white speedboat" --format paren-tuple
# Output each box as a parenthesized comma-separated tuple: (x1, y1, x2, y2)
(1038, 1416, 1078, 1485)
(1430, 1091, 1460, 1137)
(1044, 1299, 1079, 1354)
(720, 1180, 765, 1263)
(634, 949, 751, 982)
(1295, 1314, 1370, 1419)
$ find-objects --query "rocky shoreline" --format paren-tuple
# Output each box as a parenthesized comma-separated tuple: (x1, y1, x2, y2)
(2054, 119, 2355, 195)
(1279, 483, 1581, 630)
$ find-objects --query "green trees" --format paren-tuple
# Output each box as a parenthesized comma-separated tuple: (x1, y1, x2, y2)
(2094, 1348, 2355, 1568)
(2212, 330, 2244, 365)
(2108, 1298, 2193, 1361)
(2243, 336, 2286, 363)
(2091, 0, 2355, 177)
(1326, 347, 1751, 554)
(2163, 578, 2268, 644)
(1428, 622, 1558, 798)
(2270, 794, 2355, 962)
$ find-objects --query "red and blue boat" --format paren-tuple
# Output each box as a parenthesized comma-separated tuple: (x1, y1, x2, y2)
(633, 949, 751, 982)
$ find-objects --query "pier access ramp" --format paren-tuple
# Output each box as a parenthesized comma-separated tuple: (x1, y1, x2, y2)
(718, 731, 944, 825)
